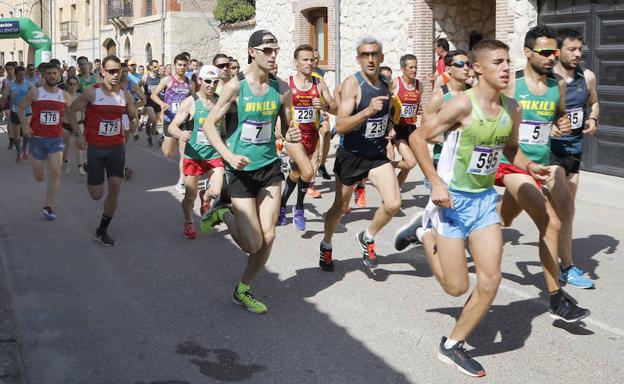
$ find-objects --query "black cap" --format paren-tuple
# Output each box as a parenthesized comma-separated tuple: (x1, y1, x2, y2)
(247, 30, 278, 64)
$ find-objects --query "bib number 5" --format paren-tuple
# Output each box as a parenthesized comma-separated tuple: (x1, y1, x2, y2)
(519, 121, 551, 145)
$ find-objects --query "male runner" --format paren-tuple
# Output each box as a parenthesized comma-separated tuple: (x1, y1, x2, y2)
(1, 62, 16, 150)
(496, 26, 591, 315)
(319, 37, 401, 272)
(120, 62, 146, 179)
(151, 53, 191, 194)
(77, 56, 98, 92)
(277, 44, 337, 230)
(551, 28, 600, 288)
(186, 59, 200, 80)
(4, 66, 34, 161)
(168, 65, 225, 239)
(17, 62, 72, 220)
(400, 40, 551, 377)
(66, 55, 139, 246)
(25, 64, 42, 86)
(390, 54, 421, 186)
(127, 59, 142, 85)
(313, 50, 332, 181)
(229, 59, 240, 77)
(201, 30, 302, 314)
(213, 54, 231, 94)
(61, 76, 86, 175)
(142, 59, 162, 146)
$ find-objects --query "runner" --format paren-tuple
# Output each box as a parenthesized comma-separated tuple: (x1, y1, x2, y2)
(5, 66, 35, 161)
(77, 56, 98, 92)
(1, 62, 16, 150)
(142, 59, 162, 146)
(200, 30, 302, 314)
(25, 64, 42, 86)
(61, 76, 87, 175)
(120, 62, 147, 180)
(319, 36, 401, 272)
(17, 61, 72, 220)
(167, 65, 225, 239)
(390, 54, 422, 186)
(213, 54, 231, 94)
(66, 55, 139, 246)
(551, 28, 600, 288)
(151, 53, 192, 194)
(186, 59, 200, 80)
(313, 50, 332, 181)
(397, 39, 553, 377)
(277, 44, 337, 230)
(127, 59, 142, 85)
(229, 59, 241, 77)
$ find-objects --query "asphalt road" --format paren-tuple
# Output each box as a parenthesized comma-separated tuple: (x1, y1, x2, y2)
(0, 131, 622, 384)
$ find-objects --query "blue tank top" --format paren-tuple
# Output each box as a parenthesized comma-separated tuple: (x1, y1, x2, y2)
(339, 72, 391, 158)
(10, 81, 31, 114)
(550, 67, 589, 155)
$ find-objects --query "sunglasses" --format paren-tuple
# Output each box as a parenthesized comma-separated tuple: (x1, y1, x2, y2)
(529, 47, 559, 57)
(105, 68, 121, 75)
(451, 61, 471, 68)
(230, 66, 240, 70)
(358, 51, 382, 59)
(254, 46, 280, 56)
(202, 79, 218, 85)
(215, 63, 231, 69)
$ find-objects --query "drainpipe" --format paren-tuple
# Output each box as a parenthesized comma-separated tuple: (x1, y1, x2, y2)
(49, 0, 54, 58)
(335, 0, 340, 87)
(91, 0, 95, 59)
(160, 0, 165, 64)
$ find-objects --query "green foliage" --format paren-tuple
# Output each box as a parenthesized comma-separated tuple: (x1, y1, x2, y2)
(213, 0, 256, 25)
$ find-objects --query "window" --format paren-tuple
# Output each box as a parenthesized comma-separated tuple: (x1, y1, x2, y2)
(86, 0, 91, 26)
(308, 8, 328, 65)
(71, 4, 76, 22)
(145, 0, 153, 16)
(18, 50, 23, 64)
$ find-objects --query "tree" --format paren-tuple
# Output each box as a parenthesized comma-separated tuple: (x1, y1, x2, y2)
(213, 0, 256, 25)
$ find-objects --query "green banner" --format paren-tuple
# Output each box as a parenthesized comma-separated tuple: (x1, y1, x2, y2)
(0, 18, 52, 65)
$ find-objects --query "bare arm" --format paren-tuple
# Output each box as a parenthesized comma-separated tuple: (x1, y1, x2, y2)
(150, 76, 170, 109)
(167, 96, 194, 141)
(319, 80, 338, 115)
(335, 76, 386, 135)
(17, 88, 36, 136)
(66, 88, 95, 132)
(132, 83, 147, 108)
(584, 69, 600, 135)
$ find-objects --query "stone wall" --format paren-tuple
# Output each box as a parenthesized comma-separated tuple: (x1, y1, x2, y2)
(434, 0, 496, 51)
(219, 20, 257, 71)
(509, 0, 538, 70)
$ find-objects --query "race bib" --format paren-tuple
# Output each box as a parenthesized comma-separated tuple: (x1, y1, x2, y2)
(196, 130, 210, 146)
(365, 115, 388, 139)
(98, 119, 121, 136)
(10, 104, 17, 113)
(519, 121, 551, 145)
(241, 120, 272, 144)
(147, 84, 156, 93)
(40, 110, 60, 126)
(468, 145, 502, 175)
(567, 107, 584, 131)
(294, 106, 316, 124)
(400, 104, 418, 118)
(170, 102, 181, 113)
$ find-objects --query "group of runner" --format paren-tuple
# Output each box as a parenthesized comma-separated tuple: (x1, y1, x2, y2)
(2, 25, 600, 378)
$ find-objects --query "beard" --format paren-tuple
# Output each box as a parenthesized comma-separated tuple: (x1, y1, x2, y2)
(529, 61, 551, 76)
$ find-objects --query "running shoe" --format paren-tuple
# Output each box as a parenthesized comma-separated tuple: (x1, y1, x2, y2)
(124, 167, 133, 181)
(354, 186, 367, 208)
(184, 222, 197, 239)
(394, 212, 424, 251)
(21, 151, 28, 161)
(62, 160, 70, 174)
(133, 134, 140, 141)
(78, 164, 87, 176)
(437, 337, 486, 377)
(317, 164, 331, 180)
(559, 265, 594, 289)
(201, 206, 229, 234)
(293, 207, 305, 231)
(306, 184, 321, 198)
(356, 231, 377, 268)
(277, 207, 287, 226)
(233, 288, 268, 314)
(549, 290, 590, 322)
(42, 207, 56, 221)
(319, 243, 334, 272)
(175, 182, 186, 195)
(94, 230, 115, 246)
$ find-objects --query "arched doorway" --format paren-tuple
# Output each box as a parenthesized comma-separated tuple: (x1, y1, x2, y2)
(145, 43, 152, 63)
(103, 38, 117, 56)
(124, 37, 131, 59)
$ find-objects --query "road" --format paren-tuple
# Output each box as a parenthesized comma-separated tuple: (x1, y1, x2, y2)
(0, 131, 622, 384)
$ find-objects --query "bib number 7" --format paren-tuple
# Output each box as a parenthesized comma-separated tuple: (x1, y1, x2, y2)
(241, 120, 272, 144)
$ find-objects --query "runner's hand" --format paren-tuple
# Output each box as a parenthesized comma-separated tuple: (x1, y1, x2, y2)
(528, 162, 551, 183)
(179, 130, 191, 142)
(286, 123, 301, 143)
(431, 182, 454, 208)
(556, 116, 572, 136)
(583, 118, 597, 135)
(226, 154, 251, 170)
(161, 103, 170, 113)
(365, 96, 388, 117)
(386, 127, 396, 140)
(312, 98, 322, 110)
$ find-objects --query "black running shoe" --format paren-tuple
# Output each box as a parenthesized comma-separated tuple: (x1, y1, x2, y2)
(319, 243, 334, 272)
(317, 164, 331, 180)
(437, 337, 485, 377)
(549, 290, 590, 322)
(356, 231, 378, 268)
(94, 230, 115, 246)
(394, 212, 424, 251)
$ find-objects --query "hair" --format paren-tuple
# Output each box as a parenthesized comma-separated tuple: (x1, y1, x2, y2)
(231, 59, 239, 65)
(294, 44, 315, 59)
(27, 63, 35, 70)
(355, 36, 383, 54)
(42, 61, 59, 72)
(470, 40, 509, 64)
(444, 49, 469, 67)
(524, 25, 557, 49)
(212, 53, 229, 64)
(121, 62, 128, 68)
(557, 28, 584, 48)
(380, 66, 392, 73)
(181, 52, 191, 60)
(150, 59, 159, 66)
(399, 54, 417, 68)
(68, 66, 76, 71)
(77, 56, 88, 64)
(66, 75, 79, 85)
(190, 59, 199, 64)
(5, 62, 16, 69)
(15, 66, 25, 73)
(174, 53, 188, 64)
(102, 55, 121, 68)
(436, 38, 450, 52)
(94, 58, 101, 64)
(50, 58, 61, 66)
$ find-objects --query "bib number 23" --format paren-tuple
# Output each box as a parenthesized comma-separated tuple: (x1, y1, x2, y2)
(365, 115, 388, 139)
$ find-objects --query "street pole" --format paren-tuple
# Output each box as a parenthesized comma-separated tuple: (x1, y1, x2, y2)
(335, 0, 340, 87)
(160, 0, 165, 64)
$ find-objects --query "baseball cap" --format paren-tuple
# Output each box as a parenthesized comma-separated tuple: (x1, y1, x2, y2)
(128, 59, 137, 66)
(247, 30, 278, 64)
(198, 65, 219, 80)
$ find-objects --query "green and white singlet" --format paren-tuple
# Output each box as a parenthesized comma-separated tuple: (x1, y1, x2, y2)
(184, 96, 221, 161)
(437, 88, 512, 193)
(226, 73, 282, 171)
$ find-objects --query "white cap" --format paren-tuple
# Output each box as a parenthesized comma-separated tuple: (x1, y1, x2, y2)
(198, 65, 219, 80)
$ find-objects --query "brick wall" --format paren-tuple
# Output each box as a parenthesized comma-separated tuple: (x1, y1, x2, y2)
(411, 0, 434, 106)
(293, 0, 335, 70)
(495, 0, 515, 44)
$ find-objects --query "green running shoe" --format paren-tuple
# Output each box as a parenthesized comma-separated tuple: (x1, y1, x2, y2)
(232, 288, 268, 314)
(201, 207, 229, 234)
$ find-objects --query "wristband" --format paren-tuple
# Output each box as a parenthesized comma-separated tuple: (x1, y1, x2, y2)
(527, 161, 536, 171)
(589, 117, 598, 124)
